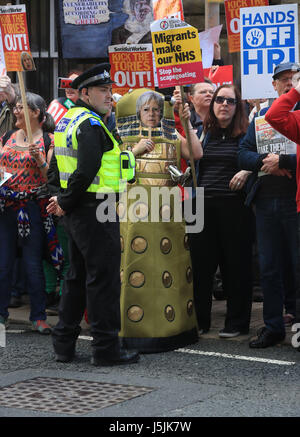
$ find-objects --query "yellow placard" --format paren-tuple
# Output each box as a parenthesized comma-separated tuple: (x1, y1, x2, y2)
(152, 24, 201, 68)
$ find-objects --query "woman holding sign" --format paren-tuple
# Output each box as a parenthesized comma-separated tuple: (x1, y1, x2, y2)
(0, 92, 62, 333)
(188, 84, 254, 338)
(116, 88, 202, 353)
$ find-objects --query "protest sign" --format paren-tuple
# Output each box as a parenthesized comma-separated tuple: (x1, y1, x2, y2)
(63, 0, 110, 25)
(151, 18, 203, 188)
(203, 65, 233, 87)
(199, 24, 223, 69)
(109, 44, 154, 95)
(47, 100, 70, 125)
(0, 4, 35, 72)
(151, 18, 203, 89)
(255, 114, 297, 177)
(224, 0, 269, 53)
(0, 4, 35, 143)
(153, 0, 184, 20)
(57, 0, 153, 58)
(0, 28, 6, 76)
(255, 115, 297, 156)
(240, 3, 299, 99)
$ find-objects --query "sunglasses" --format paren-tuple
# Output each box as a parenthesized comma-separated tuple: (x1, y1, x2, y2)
(215, 96, 237, 106)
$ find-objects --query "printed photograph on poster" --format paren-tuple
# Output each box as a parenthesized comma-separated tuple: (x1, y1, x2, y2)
(240, 3, 299, 100)
(136, 89, 163, 128)
(153, 0, 184, 20)
(109, 44, 155, 95)
(0, 4, 35, 72)
(111, 0, 153, 45)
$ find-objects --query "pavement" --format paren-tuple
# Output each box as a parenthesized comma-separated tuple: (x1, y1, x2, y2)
(6, 294, 294, 345)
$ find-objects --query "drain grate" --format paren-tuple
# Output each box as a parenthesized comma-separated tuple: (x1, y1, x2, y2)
(0, 377, 153, 415)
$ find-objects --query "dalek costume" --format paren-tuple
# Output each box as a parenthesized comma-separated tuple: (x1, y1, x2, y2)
(116, 88, 198, 353)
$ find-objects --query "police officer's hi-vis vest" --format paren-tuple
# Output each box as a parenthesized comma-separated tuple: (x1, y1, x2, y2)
(54, 107, 135, 194)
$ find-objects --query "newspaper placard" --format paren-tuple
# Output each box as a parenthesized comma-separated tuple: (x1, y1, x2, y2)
(0, 4, 35, 72)
(255, 115, 297, 157)
(240, 4, 298, 99)
(151, 18, 203, 88)
(109, 44, 154, 95)
(224, 0, 269, 53)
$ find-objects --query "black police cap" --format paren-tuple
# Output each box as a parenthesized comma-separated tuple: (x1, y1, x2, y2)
(71, 63, 114, 90)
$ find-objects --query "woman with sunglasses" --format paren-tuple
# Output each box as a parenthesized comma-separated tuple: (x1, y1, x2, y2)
(188, 84, 254, 338)
(0, 92, 62, 333)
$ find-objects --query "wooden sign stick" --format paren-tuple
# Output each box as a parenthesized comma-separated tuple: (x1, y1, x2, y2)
(176, 85, 197, 189)
(17, 71, 33, 144)
(255, 99, 261, 114)
(148, 126, 152, 139)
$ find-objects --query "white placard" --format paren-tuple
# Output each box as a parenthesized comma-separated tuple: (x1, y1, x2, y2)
(198, 25, 223, 69)
(0, 28, 6, 76)
(240, 4, 298, 99)
(0, 171, 12, 187)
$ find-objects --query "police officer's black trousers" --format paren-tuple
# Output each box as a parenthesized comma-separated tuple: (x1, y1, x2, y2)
(52, 205, 121, 359)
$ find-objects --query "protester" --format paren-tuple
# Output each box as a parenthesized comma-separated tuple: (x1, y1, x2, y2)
(187, 80, 215, 134)
(43, 70, 85, 315)
(0, 92, 61, 333)
(264, 70, 300, 349)
(238, 62, 299, 348)
(187, 84, 253, 338)
(47, 63, 141, 365)
(115, 88, 201, 352)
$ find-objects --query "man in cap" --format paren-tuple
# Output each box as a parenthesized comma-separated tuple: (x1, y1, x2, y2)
(238, 62, 300, 348)
(46, 63, 139, 365)
(265, 65, 300, 352)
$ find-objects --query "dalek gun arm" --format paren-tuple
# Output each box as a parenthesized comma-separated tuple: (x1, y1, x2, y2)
(168, 165, 192, 186)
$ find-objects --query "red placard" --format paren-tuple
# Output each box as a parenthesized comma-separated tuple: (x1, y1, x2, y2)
(109, 44, 155, 95)
(47, 100, 69, 125)
(224, 0, 269, 53)
(203, 65, 233, 88)
(0, 4, 35, 72)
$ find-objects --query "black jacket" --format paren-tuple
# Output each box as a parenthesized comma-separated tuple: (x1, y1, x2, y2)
(47, 99, 114, 213)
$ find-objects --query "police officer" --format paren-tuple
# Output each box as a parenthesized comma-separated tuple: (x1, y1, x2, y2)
(46, 63, 139, 365)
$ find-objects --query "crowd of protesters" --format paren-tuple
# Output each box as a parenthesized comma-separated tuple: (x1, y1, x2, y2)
(0, 59, 300, 366)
